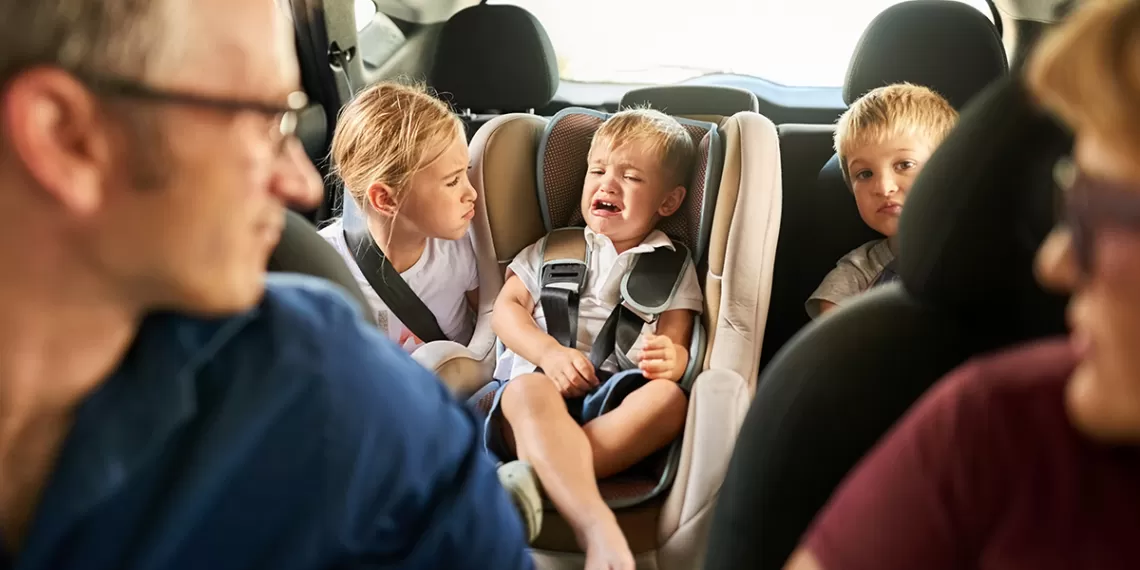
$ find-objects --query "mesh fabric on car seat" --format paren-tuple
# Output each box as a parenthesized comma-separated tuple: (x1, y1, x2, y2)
(704, 76, 1070, 570)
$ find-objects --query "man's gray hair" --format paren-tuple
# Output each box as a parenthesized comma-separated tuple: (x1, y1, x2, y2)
(0, 0, 184, 84)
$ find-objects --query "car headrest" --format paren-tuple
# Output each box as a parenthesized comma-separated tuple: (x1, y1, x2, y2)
(536, 108, 722, 263)
(897, 76, 1070, 336)
(844, 0, 1007, 109)
(620, 85, 759, 117)
(296, 103, 328, 162)
(430, 4, 559, 112)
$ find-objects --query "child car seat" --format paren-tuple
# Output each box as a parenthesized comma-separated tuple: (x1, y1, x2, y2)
(468, 85, 782, 570)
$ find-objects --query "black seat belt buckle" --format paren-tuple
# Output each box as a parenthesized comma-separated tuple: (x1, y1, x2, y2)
(620, 300, 656, 325)
(541, 261, 587, 294)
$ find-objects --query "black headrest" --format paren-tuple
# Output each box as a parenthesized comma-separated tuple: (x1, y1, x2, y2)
(897, 76, 1070, 335)
(844, 0, 1007, 109)
(619, 85, 759, 116)
(430, 5, 559, 111)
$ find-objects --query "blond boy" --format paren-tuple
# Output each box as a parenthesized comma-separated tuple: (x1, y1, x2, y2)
(806, 83, 958, 319)
(488, 109, 702, 569)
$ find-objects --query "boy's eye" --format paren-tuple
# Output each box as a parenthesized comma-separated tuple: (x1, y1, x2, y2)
(896, 160, 918, 171)
(446, 176, 461, 187)
(854, 170, 873, 181)
(588, 168, 604, 176)
(623, 175, 642, 182)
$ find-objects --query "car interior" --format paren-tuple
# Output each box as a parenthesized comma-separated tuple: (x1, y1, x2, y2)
(270, 0, 1081, 567)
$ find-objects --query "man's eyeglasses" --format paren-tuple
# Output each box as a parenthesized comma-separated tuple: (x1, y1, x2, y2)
(1055, 158, 1140, 276)
(77, 73, 308, 155)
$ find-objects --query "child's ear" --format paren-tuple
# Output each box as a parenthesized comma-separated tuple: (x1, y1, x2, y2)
(366, 181, 399, 216)
(658, 185, 687, 217)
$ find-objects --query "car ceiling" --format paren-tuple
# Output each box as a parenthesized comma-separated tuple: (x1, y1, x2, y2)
(373, 0, 1073, 28)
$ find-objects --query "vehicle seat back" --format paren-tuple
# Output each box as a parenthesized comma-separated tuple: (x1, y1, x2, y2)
(705, 76, 1070, 570)
(269, 209, 375, 325)
(429, 4, 559, 138)
(469, 87, 782, 569)
(762, 0, 1009, 370)
(620, 84, 760, 119)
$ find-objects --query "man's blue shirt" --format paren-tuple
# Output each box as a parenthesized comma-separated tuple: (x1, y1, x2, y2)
(3, 274, 532, 570)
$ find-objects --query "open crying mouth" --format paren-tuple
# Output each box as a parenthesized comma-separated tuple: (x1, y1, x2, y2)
(593, 199, 622, 213)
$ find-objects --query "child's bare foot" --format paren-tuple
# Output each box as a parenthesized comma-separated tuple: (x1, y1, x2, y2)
(581, 518, 635, 570)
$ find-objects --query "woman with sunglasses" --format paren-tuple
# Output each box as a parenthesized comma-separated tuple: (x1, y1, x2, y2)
(783, 1, 1140, 569)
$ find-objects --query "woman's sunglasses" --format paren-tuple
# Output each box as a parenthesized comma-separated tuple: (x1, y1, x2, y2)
(1056, 158, 1140, 275)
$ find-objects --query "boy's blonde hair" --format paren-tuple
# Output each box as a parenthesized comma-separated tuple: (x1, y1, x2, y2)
(834, 83, 958, 184)
(331, 81, 463, 209)
(591, 107, 696, 187)
(1027, 0, 1140, 161)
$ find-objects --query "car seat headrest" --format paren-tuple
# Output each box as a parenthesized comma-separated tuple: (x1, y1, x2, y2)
(897, 76, 1070, 336)
(296, 103, 328, 162)
(619, 85, 759, 117)
(535, 108, 722, 263)
(430, 5, 559, 112)
(844, 0, 1007, 109)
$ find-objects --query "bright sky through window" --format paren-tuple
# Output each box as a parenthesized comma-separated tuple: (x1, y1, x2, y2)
(490, 0, 993, 87)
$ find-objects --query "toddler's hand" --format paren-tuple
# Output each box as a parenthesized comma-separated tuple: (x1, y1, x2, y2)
(538, 346, 598, 397)
(638, 334, 688, 382)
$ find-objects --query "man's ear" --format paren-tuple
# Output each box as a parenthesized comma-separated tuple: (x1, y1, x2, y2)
(658, 185, 687, 217)
(3, 68, 112, 215)
(365, 181, 399, 216)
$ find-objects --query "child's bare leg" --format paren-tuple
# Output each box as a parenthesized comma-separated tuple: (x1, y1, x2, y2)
(500, 373, 634, 570)
(583, 380, 688, 479)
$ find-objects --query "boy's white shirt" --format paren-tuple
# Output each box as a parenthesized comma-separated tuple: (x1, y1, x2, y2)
(319, 218, 478, 352)
(494, 226, 704, 380)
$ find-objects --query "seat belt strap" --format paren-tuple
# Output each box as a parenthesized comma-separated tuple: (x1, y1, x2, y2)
(592, 238, 692, 371)
(589, 303, 645, 371)
(343, 223, 448, 344)
(539, 228, 589, 349)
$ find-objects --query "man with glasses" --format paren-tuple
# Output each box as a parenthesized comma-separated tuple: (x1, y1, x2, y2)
(0, 1, 532, 568)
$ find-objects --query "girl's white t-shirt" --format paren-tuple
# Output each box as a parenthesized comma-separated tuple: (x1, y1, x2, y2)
(319, 219, 479, 353)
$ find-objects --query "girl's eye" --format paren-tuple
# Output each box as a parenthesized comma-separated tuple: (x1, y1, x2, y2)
(588, 168, 604, 176)
(446, 176, 461, 187)
(624, 175, 642, 182)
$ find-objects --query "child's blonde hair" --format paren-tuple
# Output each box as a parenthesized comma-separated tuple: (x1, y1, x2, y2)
(591, 107, 696, 187)
(834, 83, 958, 185)
(331, 81, 463, 209)
(1027, 0, 1140, 160)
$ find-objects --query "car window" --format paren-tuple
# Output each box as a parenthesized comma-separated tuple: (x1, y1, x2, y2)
(488, 0, 994, 87)
(356, 0, 378, 31)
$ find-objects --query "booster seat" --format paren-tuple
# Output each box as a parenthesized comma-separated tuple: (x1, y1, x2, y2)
(467, 86, 782, 569)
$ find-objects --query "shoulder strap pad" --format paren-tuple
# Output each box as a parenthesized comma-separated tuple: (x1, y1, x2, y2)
(620, 240, 691, 322)
(540, 227, 589, 288)
(539, 228, 589, 349)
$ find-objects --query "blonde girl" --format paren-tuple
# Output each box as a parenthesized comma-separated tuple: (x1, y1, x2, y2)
(319, 82, 479, 352)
